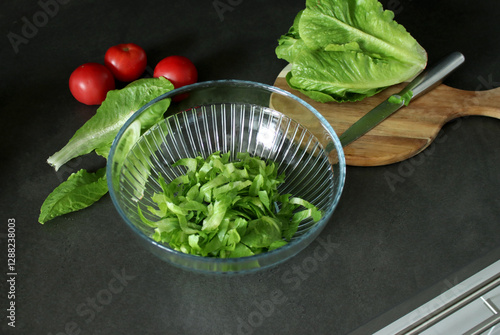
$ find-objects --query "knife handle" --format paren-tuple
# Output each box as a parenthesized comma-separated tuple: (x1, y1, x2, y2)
(401, 52, 465, 99)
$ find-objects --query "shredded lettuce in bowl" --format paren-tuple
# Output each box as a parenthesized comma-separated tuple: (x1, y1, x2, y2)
(139, 151, 322, 258)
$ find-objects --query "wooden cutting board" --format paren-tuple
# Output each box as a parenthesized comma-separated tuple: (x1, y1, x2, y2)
(274, 70, 500, 166)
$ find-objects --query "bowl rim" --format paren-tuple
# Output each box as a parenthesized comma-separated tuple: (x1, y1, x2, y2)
(106, 79, 346, 272)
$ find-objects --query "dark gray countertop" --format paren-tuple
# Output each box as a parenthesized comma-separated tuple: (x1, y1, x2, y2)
(1, 0, 499, 334)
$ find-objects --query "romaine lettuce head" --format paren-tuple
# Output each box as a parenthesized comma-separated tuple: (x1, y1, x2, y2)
(276, 0, 427, 103)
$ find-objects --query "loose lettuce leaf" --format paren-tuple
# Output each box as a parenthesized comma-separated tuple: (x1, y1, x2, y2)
(41, 77, 174, 223)
(276, 0, 427, 103)
(47, 77, 174, 170)
(143, 151, 323, 258)
(39, 168, 108, 224)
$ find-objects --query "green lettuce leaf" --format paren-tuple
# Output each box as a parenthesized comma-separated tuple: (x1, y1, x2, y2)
(39, 168, 108, 224)
(276, 0, 427, 103)
(41, 77, 174, 224)
(47, 77, 174, 170)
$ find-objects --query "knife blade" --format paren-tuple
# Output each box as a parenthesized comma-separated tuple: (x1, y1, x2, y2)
(339, 52, 466, 147)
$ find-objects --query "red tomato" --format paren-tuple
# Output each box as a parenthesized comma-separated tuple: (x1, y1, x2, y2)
(153, 56, 198, 89)
(69, 63, 115, 105)
(104, 43, 147, 82)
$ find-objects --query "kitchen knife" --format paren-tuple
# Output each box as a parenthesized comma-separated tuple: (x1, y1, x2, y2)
(339, 52, 466, 147)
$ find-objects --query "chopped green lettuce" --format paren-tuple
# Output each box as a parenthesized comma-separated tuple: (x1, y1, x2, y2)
(276, 0, 427, 103)
(143, 152, 322, 258)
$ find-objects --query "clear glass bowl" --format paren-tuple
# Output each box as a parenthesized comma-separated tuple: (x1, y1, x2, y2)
(107, 80, 346, 274)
